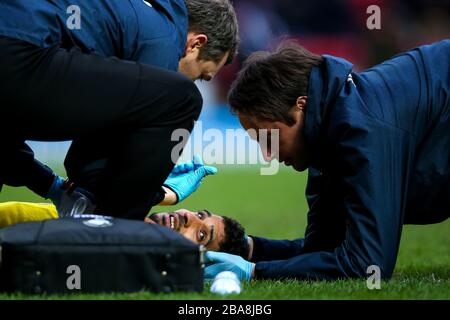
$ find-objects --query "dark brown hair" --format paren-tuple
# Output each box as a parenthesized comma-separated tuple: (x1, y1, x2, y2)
(219, 215, 249, 259)
(228, 41, 323, 125)
(186, 0, 239, 65)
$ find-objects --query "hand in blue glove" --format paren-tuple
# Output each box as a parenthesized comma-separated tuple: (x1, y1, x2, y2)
(164, 155, 218, 203)
(47, 176, 97, 217)
(204, 251, 255, 282)
(170, 154, 203, 174)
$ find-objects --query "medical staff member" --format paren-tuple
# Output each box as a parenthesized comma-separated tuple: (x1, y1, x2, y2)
(205, 40, 450, 281)
(0, 0, 239, 219)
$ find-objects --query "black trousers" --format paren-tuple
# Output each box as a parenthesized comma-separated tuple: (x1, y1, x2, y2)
(0, 36, 202, 219)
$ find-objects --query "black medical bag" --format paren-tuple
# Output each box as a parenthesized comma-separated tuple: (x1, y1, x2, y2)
(0, 217, 204, 294)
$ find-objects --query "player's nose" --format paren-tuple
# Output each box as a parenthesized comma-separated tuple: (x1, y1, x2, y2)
(179, 211, 198, 228)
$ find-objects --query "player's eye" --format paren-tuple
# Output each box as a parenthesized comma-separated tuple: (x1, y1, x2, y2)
(198, 230, 206, 242)
(197, 212, 205, 219)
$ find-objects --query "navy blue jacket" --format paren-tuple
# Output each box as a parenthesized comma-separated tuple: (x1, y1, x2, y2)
(253, 40, 450, 280)
(0, 0, 188, 71)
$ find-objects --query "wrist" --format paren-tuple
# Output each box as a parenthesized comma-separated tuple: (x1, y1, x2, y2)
(247, 262, 256, 281)
(46, 175, 65, 204)
(247, 236, 254, 261)
(159, 186, 179, 205)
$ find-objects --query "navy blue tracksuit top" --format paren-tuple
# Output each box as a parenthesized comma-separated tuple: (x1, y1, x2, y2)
(0, 0, 188, 71)
(253, 40, 450, 280)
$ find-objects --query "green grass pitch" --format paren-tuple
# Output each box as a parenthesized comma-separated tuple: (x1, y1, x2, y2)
(0, 166, 449, 300)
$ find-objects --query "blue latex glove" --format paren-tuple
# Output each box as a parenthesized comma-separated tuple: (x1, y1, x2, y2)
(204, 251, 255, 282)
(46, 175, 66, 206)
(164, 155, 218, 203)
(46, 176, 97, 217)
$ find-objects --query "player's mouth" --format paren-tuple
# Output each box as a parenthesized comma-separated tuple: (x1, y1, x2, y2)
(148, 212, 185, 231)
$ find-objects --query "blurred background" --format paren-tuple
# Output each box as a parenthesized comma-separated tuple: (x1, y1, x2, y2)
(213, 0, 450, 97)
(0, 1, 449, 292)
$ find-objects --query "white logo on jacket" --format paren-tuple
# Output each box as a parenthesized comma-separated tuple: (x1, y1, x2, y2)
(82, 218, 113, 228)
(143, 0, 153, 7)
(347, 74, 356, 87)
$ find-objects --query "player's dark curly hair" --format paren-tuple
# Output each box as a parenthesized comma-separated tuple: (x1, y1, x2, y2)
(219, 215, 249, 259)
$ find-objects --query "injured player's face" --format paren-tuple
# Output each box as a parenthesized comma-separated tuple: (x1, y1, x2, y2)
(146, 209, 249, 258)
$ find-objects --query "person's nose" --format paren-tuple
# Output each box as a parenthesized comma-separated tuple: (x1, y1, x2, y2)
(180, 211, 199, 228)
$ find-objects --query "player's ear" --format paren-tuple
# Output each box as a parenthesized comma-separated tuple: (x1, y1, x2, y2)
(291, 96, 308, 125)
(296, 96, 308, 112)
(193, 34, 208, 49)
(185, 33, 208, 54)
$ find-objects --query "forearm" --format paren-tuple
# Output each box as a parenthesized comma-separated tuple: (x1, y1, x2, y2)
(250, 236, 307, 262)
(157, 186, 178, 206)
(253, 246, 357, 281)
(29, 160, 56, 198)
(6, 157, 55, 198)
(253, 242, 395, 281)
(254, 251, 345, 281)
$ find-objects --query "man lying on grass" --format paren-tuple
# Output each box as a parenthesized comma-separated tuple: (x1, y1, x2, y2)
(0, 202, 249, 259)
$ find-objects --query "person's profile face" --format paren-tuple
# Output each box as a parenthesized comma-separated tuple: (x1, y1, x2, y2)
(179, 51, 229, 82)
(238, 109, 309, 172)
(146, 209, 225, 251)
